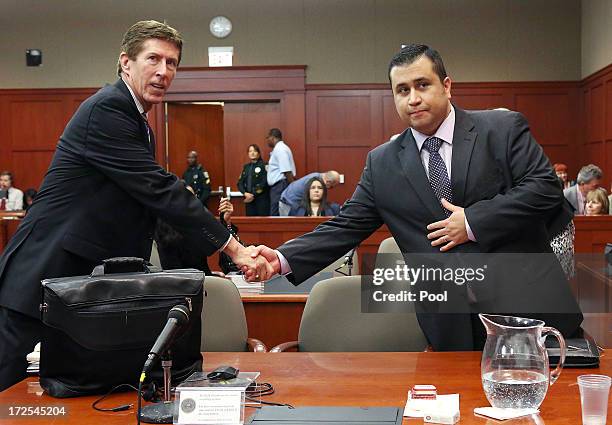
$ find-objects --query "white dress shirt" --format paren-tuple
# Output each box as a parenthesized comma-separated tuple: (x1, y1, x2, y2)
(4, 187, 23, 211)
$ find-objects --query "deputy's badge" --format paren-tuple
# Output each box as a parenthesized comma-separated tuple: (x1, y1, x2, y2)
(255, 167, 261, 173)
(193, 174, 198, 180)
(256, 188, 263, 194)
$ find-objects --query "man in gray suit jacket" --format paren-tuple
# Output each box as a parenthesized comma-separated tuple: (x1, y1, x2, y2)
(254, 44, 582, 351)
(563, 164, 602, 215)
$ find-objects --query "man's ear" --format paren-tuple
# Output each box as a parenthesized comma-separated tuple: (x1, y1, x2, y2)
(443, 76, 452, 99)
(119, 52, 130, 75)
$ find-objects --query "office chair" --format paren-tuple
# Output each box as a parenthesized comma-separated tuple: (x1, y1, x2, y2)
(270, 276, 427, 352)
(202, 276, 266, 352)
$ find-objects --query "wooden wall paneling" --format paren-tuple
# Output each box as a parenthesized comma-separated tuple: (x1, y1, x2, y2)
(514, 90, 579, 173)
(579, 64, 612, 189)
(451, 92, 508, 110)
(223, 101, 282, 189)
(8, 97, 64, 190)
(166, 103, 225, 191)
(381, 93, 405, 142)
(590, 84, 605, 143)
(281, 91, 306, 177)
(0, 96, 11, 172)
(305, 89, 379, 202)
(316, 146, 371, 204)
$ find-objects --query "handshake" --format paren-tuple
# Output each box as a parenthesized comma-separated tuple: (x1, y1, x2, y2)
(224, 238, 281, 281)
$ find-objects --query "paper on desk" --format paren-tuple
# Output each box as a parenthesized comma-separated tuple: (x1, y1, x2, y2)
(473, 407, 539, 420)
(404, 393, 459, 418)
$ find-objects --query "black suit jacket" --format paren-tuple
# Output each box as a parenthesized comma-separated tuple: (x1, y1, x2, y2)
(0, 79, 229, 317)
(278, 107, 582, 350)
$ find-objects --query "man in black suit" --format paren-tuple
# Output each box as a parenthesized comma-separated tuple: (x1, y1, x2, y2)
(253, 44, 582, 351)
(0, 20, 271, 391)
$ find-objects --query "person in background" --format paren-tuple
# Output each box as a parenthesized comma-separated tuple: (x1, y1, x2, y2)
(585, 187, 609, 216)
(22, 189, 37, 212)
(237, 144, 269, 216)
(553, 163, 573, 190)
(289, 177, 340, 217)
(0, 171, 24, 211)
(279, 170, 340, 216)
(608, 183, 612, 215)
(182, 150, 211, 204)
(155, 196, 239, 274)
(563, 164, 602, 215)
(266, 128, 296, 215)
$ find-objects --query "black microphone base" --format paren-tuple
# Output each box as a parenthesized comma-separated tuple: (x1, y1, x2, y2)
(140, 401, 174, 424)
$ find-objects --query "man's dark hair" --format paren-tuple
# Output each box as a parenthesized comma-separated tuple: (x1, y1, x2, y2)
(268, 128, 283, 140)
(0, 171, 13, 182)
(388, 44, 448, 84)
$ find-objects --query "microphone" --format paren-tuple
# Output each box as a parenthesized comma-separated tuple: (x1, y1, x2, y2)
(344, 247, 357, 266)
(142, 304, 190, 375)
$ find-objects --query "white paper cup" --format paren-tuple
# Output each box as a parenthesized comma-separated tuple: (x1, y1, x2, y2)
(577, 374, 611, 425)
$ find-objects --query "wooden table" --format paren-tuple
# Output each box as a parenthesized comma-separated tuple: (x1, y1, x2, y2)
(0, 211, 24, 250)
(0, 352, 609, 424)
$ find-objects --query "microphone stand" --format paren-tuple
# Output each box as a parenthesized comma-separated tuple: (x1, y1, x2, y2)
(140, 350, 174, 424)
(346, 247, 356, 276)
(334, 246, 357, 276)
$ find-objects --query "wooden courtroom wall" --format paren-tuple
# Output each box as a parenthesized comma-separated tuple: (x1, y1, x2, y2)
(580, 63, 612, 190)
(306, 82, 581, 205)
(0, 88, 96, 191)
(0, 75, 598, 201)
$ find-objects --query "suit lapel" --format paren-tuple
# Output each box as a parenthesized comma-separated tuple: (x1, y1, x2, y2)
(396, 130, 446, 218)
(114, 79, 156, 159)
(450, 107, 477, 207)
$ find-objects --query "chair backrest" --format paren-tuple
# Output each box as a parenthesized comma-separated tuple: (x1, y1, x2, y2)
(201, 276, 249, 352)
(375, 237, 404, 270)
(298, 276, 427, 352)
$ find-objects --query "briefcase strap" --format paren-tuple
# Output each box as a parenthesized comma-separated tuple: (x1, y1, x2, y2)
(91, 257, 161, 276)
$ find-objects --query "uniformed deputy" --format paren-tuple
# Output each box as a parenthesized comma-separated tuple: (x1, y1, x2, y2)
(182, 151, 211, 204)
(237, 144, 270, 216)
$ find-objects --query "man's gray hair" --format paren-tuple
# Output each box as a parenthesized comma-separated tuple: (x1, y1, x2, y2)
(577, 164, 603, 185)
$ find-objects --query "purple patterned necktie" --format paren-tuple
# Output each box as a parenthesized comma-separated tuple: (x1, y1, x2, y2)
(423, 136, 452, 217)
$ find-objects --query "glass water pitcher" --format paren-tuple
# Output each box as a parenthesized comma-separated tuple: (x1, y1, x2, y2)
(479, 314, 566, 409)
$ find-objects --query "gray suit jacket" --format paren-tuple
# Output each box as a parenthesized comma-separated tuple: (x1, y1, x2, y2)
(278, 106, 582, 350)
(563, 185, 579, 213)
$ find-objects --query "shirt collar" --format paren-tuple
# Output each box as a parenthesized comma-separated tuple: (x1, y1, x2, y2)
(411, 105, 455, 152)
(121, 76, 146, 115)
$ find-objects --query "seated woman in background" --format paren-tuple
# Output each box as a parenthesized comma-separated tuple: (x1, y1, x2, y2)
(585, 187, 609, 216)
(289, 176, 340, 217)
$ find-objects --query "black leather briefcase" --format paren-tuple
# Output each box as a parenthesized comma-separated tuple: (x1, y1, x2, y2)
(39, 257, 204, 398)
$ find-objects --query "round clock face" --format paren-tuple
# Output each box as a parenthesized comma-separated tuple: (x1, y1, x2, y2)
(209, 16, 232, 39)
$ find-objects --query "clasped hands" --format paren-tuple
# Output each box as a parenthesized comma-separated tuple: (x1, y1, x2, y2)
(224, 238, 280, 282)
